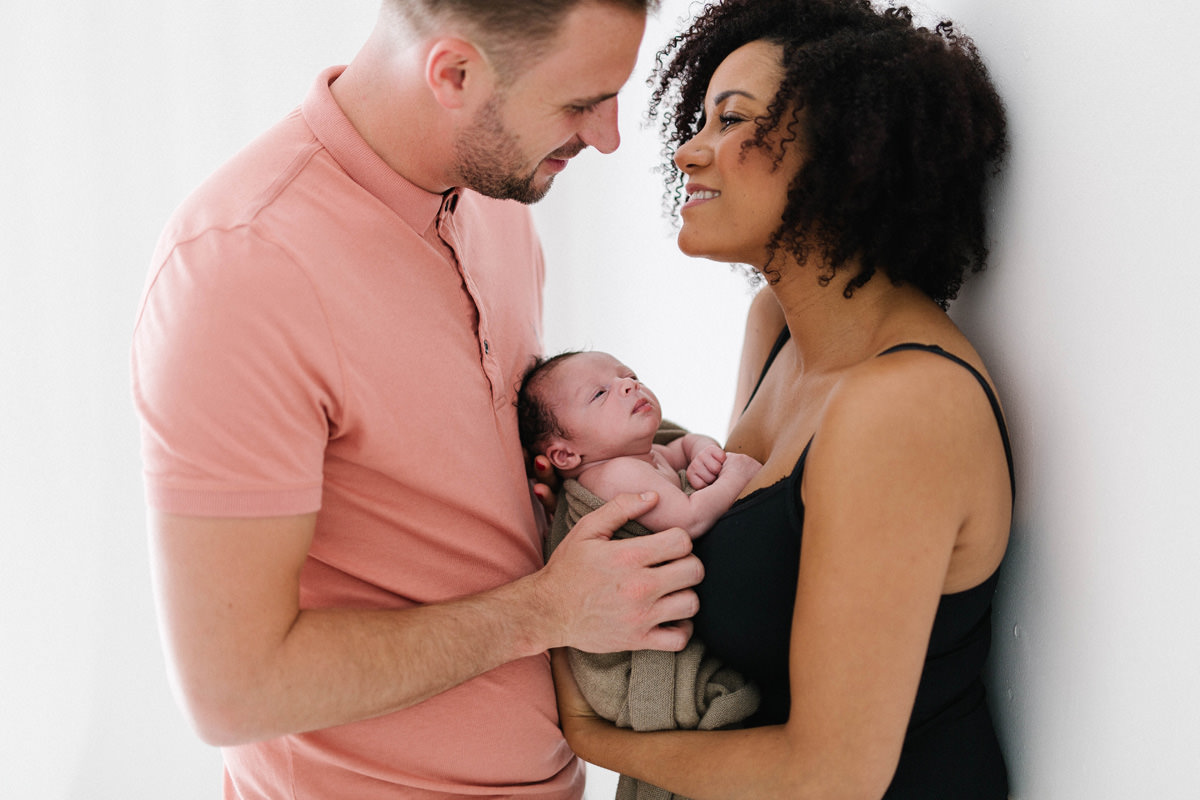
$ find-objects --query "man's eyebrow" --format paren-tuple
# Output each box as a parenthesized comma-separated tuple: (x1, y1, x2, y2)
(568, 91, 619, 108)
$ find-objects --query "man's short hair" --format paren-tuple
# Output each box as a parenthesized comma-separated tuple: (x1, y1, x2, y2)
(388, 0, 658, 82)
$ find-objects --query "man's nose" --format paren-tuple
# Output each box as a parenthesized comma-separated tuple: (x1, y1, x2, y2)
(580, 97, 621, 155)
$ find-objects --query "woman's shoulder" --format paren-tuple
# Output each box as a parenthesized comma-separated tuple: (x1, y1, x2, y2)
(832, 343, 991, 422)
(807, 341, 1001, 476)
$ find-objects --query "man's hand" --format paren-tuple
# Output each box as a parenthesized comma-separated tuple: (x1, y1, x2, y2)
(537, 492, 702, 653)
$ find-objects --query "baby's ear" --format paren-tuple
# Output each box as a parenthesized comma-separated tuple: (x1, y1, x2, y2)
(544, 440, 581, 472)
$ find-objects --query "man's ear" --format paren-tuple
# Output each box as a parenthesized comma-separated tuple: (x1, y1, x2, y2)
(544, 440, 582, 472)
(425, 36, 494, 110)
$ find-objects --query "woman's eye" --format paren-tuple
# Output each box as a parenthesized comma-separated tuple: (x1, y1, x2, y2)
(719, 114, 743, 130)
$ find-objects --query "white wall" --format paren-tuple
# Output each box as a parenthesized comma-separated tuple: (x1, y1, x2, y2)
(0, 4, 378, 797)
(931, 2, 1200, 796)
(3, 1, 1199, 798)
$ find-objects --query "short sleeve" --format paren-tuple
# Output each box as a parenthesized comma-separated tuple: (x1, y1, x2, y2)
(131, 225, 341, 517)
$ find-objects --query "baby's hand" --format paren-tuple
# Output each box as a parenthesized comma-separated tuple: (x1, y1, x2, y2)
(686, 445, 727, 489)
(720, 452, 763, 486)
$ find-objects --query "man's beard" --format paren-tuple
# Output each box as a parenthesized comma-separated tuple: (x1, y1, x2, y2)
(453, 96, 569, 205)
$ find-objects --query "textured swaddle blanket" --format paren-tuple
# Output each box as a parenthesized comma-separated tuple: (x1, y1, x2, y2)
(546, 425, 760, 800)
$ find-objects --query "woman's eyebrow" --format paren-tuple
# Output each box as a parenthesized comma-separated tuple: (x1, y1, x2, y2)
(712, 89, 757, 106)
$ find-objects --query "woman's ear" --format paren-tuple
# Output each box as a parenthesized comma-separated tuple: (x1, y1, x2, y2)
(424, 36, 494, 110)
(545, 441, 582, 472)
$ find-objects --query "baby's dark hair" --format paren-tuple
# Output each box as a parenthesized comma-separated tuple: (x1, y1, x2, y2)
(649, 0, 1008, 307)
(516, 351, 583, 455)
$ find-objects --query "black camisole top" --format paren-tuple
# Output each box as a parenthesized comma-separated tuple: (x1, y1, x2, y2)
(692, 330, 1012, 798)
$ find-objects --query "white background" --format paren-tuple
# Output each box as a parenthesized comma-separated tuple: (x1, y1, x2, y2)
(3, 1, 1199, 797)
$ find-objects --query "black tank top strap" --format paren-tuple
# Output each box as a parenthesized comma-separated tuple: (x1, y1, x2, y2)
(877, 343, 1015, 501)
(744, 327, 792, 413)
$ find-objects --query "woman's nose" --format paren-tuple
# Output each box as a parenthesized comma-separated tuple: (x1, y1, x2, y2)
(673, 134, 708, 172)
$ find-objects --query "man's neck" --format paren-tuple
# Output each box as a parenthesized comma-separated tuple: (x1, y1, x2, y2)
(330, 30, 458, 193)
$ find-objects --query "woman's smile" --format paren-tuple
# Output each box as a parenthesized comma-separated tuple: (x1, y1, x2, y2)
(683, 184, 721, 210)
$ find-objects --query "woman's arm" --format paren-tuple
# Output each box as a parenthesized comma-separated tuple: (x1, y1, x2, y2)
(559, 357, 994, 798)
(728, 287, 786, 435)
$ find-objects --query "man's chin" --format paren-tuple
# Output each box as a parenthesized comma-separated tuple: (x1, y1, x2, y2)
(509, 174, 555, 205)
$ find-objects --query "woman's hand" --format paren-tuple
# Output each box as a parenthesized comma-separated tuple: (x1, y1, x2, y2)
(551, 648, 603, 745)
(529, 453, 561, 517)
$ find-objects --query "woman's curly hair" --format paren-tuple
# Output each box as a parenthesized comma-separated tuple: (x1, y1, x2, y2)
(648, 0, 1007, 307)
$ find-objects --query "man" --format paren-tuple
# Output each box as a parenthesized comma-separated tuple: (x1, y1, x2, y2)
(131, 1, 701, 797)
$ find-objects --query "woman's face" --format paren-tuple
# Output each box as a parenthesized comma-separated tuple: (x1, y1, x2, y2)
(673, 40, 802, 268)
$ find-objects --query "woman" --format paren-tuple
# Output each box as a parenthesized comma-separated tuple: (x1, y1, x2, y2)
(553, 0, 1012, 797)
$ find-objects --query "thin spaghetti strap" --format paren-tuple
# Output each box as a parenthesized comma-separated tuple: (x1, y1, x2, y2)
(878, 343, 1015, 500)
(743, 327, 791, 414)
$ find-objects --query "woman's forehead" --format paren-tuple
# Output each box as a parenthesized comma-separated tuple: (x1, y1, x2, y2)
(705, 41, 785, 106)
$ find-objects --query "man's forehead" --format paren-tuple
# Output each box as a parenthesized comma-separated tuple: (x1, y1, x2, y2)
(513, 2, 644, 96)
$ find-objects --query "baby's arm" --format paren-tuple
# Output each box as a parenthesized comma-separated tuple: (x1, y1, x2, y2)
(657, 433, 720, 471)
(657, 433, 729, 488)
(581, 452, 762, 539)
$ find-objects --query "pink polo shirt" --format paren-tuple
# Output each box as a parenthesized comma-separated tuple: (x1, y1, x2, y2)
(132, 67, 582, 799)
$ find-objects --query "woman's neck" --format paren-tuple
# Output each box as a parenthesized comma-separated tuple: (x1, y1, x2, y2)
(767, 261, 942, 375)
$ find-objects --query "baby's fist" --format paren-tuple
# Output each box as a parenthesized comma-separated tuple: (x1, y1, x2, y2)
(686, 445, 727, 488)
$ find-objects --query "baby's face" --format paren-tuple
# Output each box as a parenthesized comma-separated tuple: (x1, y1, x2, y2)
(546, 352, 663, 462)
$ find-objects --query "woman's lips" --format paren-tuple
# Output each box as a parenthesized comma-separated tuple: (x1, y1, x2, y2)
(682, 185, 720, 210)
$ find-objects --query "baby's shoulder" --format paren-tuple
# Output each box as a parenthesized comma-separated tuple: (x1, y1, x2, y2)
(579, 455, 680, 501)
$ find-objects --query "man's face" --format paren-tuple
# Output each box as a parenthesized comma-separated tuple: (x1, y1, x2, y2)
(453, 2, 646, 203)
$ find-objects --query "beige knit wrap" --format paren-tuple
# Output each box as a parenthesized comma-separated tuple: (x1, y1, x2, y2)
(546, 424, 760, 800)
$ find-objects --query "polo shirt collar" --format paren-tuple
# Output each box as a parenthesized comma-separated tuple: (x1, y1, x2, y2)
(302, 66, 446, 234)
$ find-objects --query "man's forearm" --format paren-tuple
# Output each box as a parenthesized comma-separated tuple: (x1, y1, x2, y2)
(154, 494, 701, 746)
(183, 575, 557, 745)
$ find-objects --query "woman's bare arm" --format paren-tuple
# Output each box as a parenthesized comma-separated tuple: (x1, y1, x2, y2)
(728, 287, 787, 435)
